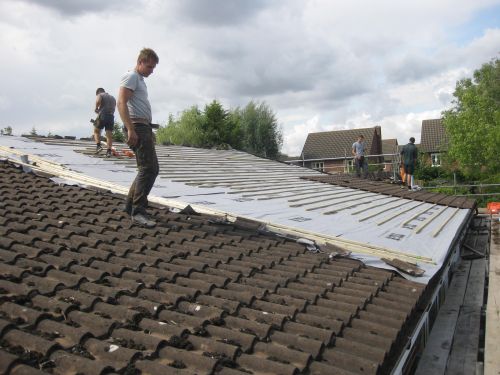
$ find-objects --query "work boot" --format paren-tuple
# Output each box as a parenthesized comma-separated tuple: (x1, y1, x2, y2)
(131, 212, 156, 228)
(95, 143, 103, 153)
(105, 148, 112, 158)
(123, 201, 133, 216)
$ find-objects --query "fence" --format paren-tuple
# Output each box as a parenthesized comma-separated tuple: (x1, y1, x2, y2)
(288, 152, 401, 177)
(421, 182, 500, 197)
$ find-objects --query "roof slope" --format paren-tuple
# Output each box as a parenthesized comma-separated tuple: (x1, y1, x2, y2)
(301, 126, 382, 160)
(0, 160, 427, 374)
(301, 174, 476, 210)
(382, 139, 398, 155)
(420, 119, 449, 153)
(0, 136, 474, 284)
(382, 139, 398, 162)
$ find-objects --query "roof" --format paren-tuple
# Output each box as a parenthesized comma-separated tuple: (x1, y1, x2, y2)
(382, 139, 398, 162)
(301, 174, 476, 210)
(0, 136, 474, 286)
(419, 119, 449, 153)
(0, 159, 428, 374)
(301, 126, 382, 160)
(382, 139, 398, 155)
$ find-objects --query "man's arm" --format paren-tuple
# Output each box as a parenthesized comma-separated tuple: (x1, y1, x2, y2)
(117, 87, 138, 147)
(94, 95, 102, 113)
(352, 144, 356, 157)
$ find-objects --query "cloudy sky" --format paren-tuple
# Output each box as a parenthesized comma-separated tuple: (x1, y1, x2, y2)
(1, 0, 499, 155)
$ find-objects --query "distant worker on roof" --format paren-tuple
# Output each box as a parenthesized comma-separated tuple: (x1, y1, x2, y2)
(93, 88, 116, 157)
(352, 134, 368, 178)
(401, 137, 418, 191)
(117, 48, 159, 228)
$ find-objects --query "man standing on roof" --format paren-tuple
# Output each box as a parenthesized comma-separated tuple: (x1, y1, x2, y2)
(352, 135, 368, 178)
(401, 137, 418, 191)
(117, 48, 159, 227)
(93, 88, 116, 157)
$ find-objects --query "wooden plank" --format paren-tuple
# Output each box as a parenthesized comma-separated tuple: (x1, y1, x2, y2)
(446, 305, 482, 375)
(485, 219, 500, 374)
(463, 258, 486, 307)
(414, 260, 471, 375)
(445, 258, 486, 374)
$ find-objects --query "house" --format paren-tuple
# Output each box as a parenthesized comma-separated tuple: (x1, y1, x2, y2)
(293, 126, 383, 174)
(419, 118, 449, 167)
(381, 138, 399, 172)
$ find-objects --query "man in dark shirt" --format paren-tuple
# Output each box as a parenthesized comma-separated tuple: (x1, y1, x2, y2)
(401, 137, 418, 190)
(94, 88, 116, 157)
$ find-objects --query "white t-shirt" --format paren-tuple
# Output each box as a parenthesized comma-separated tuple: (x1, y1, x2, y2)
(120, 70, 152, 123)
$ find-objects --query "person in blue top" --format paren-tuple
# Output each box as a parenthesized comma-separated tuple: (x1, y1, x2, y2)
(352, 135, 368, 178)
(401, 137, 418, 190)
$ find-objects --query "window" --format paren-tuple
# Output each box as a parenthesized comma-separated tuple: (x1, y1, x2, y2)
(431, 153, 441, 167)
(312, 162, 324, 172)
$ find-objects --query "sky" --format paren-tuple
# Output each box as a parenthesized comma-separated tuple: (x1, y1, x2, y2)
(1, 0, 499, 156)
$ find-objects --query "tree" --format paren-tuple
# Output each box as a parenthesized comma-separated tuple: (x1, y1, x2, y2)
(112, 122, 125, 142)
(238, 101, 283, 159)
(442, 58, 500, 177)
(1, 126, 12, 136)
(226, 110, 243, 150)
(30, 126, 38, 136)
(156, 107, 205, 146)
(156, 100, 283, 159)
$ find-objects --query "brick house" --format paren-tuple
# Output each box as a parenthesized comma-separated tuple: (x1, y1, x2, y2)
(419, 119, 449, 167)
(293, 126, 383, 174)
(382, 138, 399, 172)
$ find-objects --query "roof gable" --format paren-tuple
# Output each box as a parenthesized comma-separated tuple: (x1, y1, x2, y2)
(420, 119, 449, 153)
(301, 126, 382, 160)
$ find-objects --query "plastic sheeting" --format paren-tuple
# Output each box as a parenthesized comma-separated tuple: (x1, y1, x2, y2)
(0, 136, 472, 284)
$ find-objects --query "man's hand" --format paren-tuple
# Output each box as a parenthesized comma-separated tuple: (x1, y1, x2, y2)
(127, 129, 139, 148)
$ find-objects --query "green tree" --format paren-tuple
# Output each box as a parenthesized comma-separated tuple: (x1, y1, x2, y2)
(238, 101, 283, 159)
(156, 100, 282, 158)
(156, 107, 205, 146)
(202, 100, 227, 147)
(1, 126, 12, 136)
(112, 122, 125, 142)
(30, 126, 38, 136)
(226, 110, 243, 150)
(442, 58, 500, 178)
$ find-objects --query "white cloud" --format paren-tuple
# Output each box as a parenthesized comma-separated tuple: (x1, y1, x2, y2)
(283, 115, 325, 157)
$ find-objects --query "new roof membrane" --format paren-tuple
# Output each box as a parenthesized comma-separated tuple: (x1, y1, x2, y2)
(0, 136, 474, 284)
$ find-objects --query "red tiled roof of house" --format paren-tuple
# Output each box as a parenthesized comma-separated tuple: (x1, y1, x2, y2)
(382, 139, 398, 162)
(420, 119, 449, 153)
(301, 126, 382, 160)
